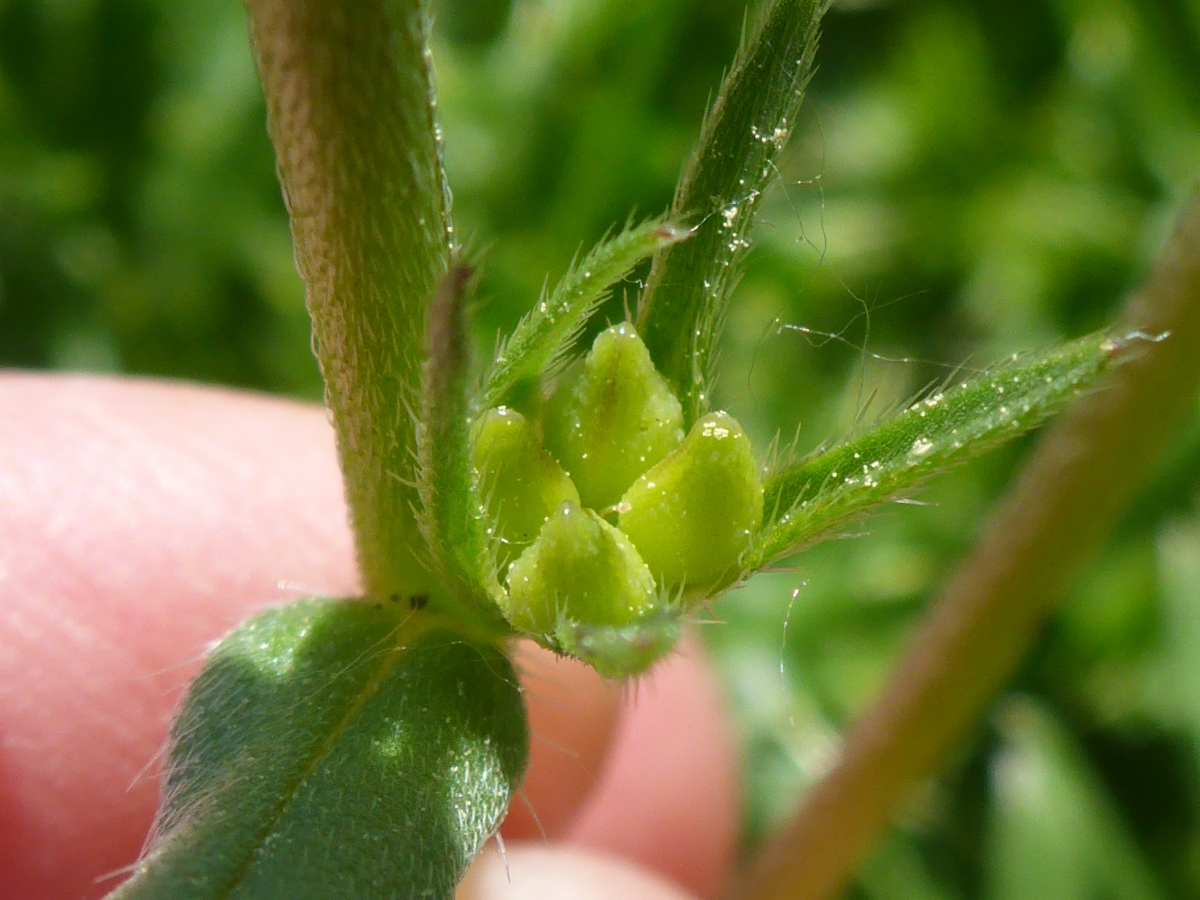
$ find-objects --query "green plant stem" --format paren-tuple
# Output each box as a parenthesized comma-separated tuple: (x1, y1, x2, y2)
(737, 189, 1200, 900)
(246, 0, 451, 601)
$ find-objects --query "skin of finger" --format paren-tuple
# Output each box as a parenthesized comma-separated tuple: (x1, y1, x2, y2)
(501, 643, 620, 840)
(458, 845, 699, 900)
(565, 638, 743, 900)
(0, 375, 620, 900)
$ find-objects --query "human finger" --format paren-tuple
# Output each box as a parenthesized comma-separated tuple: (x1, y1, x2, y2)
(565, 639, 741, 899)
(458, 844, 699, 900)
(0, 375, 622, 899)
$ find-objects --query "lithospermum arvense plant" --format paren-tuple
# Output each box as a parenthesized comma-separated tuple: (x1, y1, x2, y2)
(104, 1, 1158, 898)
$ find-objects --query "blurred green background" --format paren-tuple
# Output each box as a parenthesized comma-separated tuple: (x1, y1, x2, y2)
(3, 0, 1199, 896)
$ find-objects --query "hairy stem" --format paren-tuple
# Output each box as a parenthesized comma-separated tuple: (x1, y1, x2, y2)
(738, 190, 1200, 900)
(246, 0, 451, 601)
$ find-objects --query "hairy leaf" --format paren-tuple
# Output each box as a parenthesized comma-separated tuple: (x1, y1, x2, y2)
(746, 330, 1151, 571)
(482, 217, 688, 411)
(109, 598, 528, 900)
(416, 264, 507, 626)
(637, 0, 830, 424)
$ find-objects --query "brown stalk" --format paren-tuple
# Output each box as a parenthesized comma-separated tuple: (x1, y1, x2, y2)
(737, 189, 1200, 900)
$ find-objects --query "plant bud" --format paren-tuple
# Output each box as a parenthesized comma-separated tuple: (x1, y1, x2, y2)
(543, 323, 684, 510)
(504, 500, 658, 636)
(619, 411, 763, 588)
(555, 611, 681, 679)
(471, 407, 579, 571)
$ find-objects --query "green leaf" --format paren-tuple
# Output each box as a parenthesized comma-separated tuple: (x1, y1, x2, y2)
(481, 216, 688, 411)
(108, 598, 528, 900)
(985, 698, 1167, 900)
(416, 263, 508, 627)
(637, 0, 830, 424)
(747, 330, 1141, 572)
(247, 0, 453, 600)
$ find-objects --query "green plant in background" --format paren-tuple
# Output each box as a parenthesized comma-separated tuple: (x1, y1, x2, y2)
(6, 0, 1200, 897)
(88, 0, 1181, 897)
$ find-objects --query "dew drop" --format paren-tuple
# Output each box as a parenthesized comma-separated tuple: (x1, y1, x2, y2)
(909, 437, 934, 458)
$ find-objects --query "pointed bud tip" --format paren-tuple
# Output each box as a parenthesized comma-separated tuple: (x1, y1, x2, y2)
(656, 222, 695, 246)
(543, 324, 685, 509)
(504, 501, 657, 636)
(619, 410, 763, 589)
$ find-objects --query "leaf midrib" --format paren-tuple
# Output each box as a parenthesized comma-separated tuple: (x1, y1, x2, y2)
(209, 615, 434, 900)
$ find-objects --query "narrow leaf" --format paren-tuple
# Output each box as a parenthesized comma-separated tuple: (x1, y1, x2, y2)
(247, 0, 452, 600)
(481, 217, 689, 411)
(416, 264, 507, 627)
(108, 598, 528, 900)
(746, 330, 1152, 571)
(986, 699, 1168, 900)
(637, 0, 830, 424)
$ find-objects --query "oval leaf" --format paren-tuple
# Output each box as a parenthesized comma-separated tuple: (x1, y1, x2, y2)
(109, 597, 528, 900)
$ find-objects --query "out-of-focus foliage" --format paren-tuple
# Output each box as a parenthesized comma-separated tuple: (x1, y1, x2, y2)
(3, 0, 1199, 897)
(0, 0, 314, 390)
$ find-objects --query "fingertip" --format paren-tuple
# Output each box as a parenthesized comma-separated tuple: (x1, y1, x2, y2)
(0, 375, 357, 900)
(459, 844, 699, 900)
(1, 376, 743, 900)
(566, 637, 742, 899)
(501, 643, 621, 840)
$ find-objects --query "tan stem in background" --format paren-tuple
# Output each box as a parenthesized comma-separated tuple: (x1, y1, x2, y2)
(738, 189, 1200, 900)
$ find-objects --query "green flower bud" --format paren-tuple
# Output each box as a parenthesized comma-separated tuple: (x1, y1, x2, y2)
(543, 323, 684, 510)
(504, 500, 657, 634)
(619, 411, 763, 588)
(471, 407, 579, 571)
(555, 611, 681, 679)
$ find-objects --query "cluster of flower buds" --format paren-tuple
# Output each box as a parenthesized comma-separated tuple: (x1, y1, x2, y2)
(471, 322, 761, 675)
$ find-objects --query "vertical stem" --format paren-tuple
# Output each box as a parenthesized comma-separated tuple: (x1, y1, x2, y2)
(246, 0, 452, 600)
(738, 191, 1200, 900)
